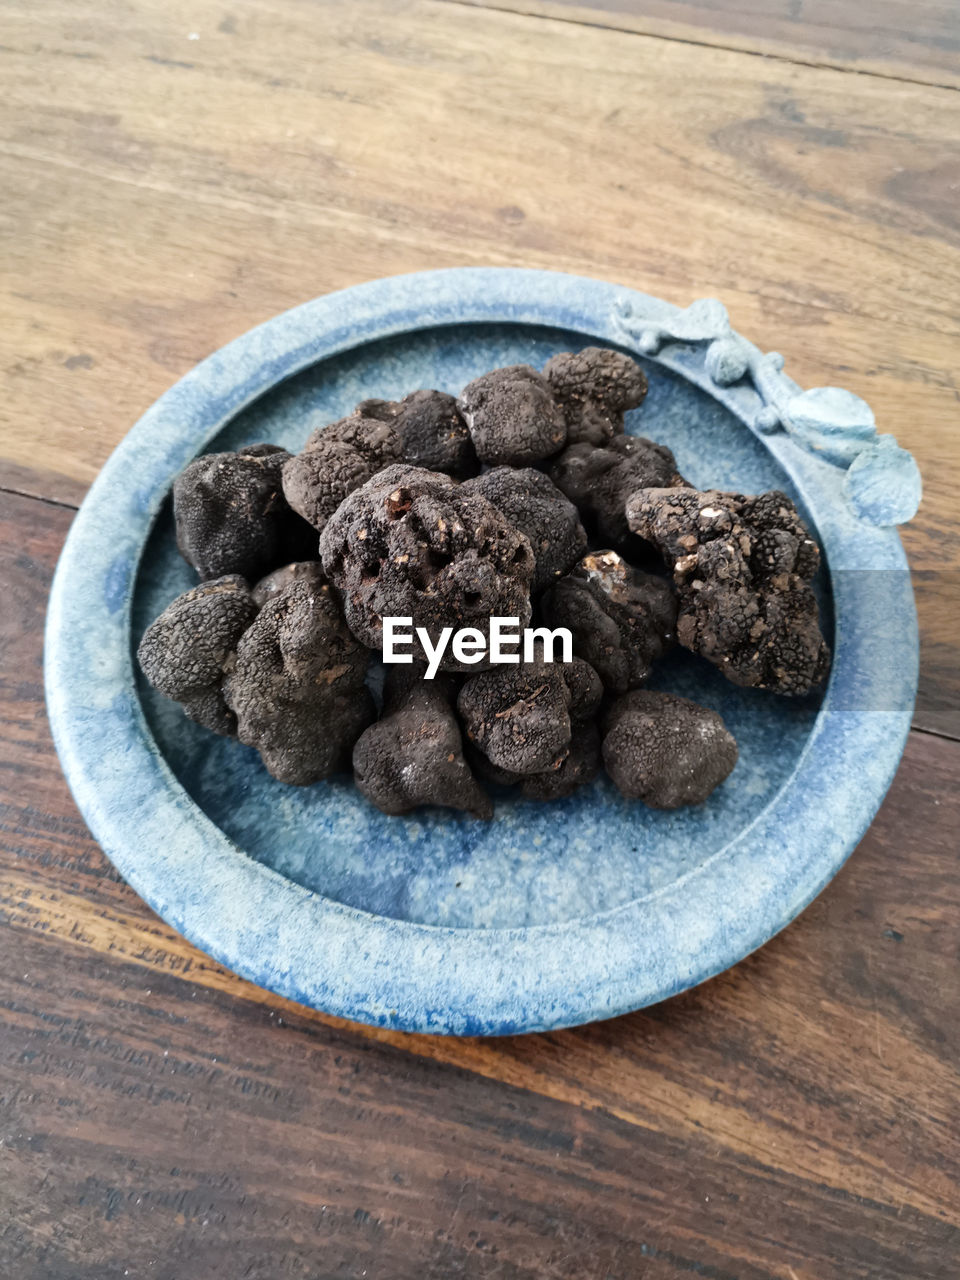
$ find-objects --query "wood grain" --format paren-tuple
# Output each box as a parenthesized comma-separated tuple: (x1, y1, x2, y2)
(450, 0, 960, 89)
(2, 475, 959, 1278)
(2, 0, 958, 731)
(3, 2, 959, 1274)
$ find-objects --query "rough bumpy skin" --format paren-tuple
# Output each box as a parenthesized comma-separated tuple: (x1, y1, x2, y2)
(559, 655, 604, 723)
(543, 347, 648, 445)
(173, 444, 315, 581)
(281, 413, 401, 534)
(541, 550, 677, 694)
(602, 691, 738, 808)
(320, 412, 402, 469)
(356, 391, 479, 479)
(137, 575, 258, 736)
(223, 577, 374, 785)
(353, 666, 492, 819)
(521, 722, 601, 801)
(251, 561, 325, 609)
(468, 657, 603, 799)
(461, 467, 587, 594)
(458, 365, 567, 465)
(626, 487, 830, 695)
(458, 658, 573, 776)
(319, 465, 535, 671)
(549, 435, 687, 546)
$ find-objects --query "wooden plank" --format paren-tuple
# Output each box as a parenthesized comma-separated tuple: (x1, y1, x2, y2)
(1, 0, 958, 730)
(2, 494, 959, 1276)
(448, 0, 960, 89)
(0, 0, 957, 557)
(3, 921, 958, 1280)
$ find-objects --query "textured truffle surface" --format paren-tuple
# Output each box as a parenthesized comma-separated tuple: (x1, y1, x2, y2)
(353, 666, 492, 819)
(458, 365, 567, 465)
(319, 464, 535, 671)
(251, 561, 325, 609)
(461, 467, 587, 594)
(602, 691, 738, 808)
(137, 575, 258, 736)
(541, 550, 677, 694)
(223, 576, 374, 784)
(549, 435, 687, 546)
(356, 390, 479, 478)
(455, 646, 597, 780)
(520, 722, 602, 801)
(626, 487, 829, 695)
(281, 413, 401, 534)
(458, 658, 573, 776)
(173, 444, 315, 581)
(468, 658, 602, 800)
(543, 346, 648, 445)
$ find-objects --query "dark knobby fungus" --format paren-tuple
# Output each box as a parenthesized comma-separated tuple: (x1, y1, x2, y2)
(601, 691, 738, 808)
(319, 465, 535, 671)
(461, 467, 587, 594)
(540, 549, 677, 694)
(355, 390, 479, 479)
(458, 364, 567, 465)
(466, 656, 603, 799)
(456, 649, 600, 778)
(173, 444, 316, 581)
(251, 560, 326, 609)
(137, 575, 258, 736)
(543, 346, 648, 445)
(353, 665, 492, 819)
(549, 435, 687, 547)
(519, 722, 602, 801)
(458, 658, 572, 776)
(626, 487, 829, 695)
(281, 412, 402, 534)
(222, 575, 374, 785)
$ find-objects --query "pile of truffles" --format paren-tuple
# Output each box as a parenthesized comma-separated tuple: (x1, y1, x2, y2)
(139, 347, 830, 818)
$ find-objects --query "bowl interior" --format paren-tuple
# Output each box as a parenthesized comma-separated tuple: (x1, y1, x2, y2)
(131, 322, 831, 930)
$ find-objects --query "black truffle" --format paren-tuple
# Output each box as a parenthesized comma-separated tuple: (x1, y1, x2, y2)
(353, 665, 492, 819)
(626, 487, 829, 695)
(355, 390, 479, 479)
(543, 347, 648, 445)
(461, 467, 587, 594)
(223, 575, 374, 784)
(137, 575, 258, 735)
(559, 654, 605, 723)
(520, 722, 601, 801)
(541, 550, 676, 694)
(173, 444, 315, 581)
(458, 365, 567, 465)
(549, 435, 687, 547)
(251, 561, 326, 609)
(319, 465, 535, 671)
(466, 656, 603, 799)
(601, 691, 738, 808)
(281, 412, 402, 534)
(456, 651, 599, 778)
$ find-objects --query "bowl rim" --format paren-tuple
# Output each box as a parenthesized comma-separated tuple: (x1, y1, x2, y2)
(44, 267, 918, 1035)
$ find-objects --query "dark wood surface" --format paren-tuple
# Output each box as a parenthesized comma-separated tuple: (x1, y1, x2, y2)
(2, 2, 958, 1276)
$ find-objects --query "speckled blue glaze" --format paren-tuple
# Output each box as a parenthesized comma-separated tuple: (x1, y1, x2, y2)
(45, 269, 918, 1035)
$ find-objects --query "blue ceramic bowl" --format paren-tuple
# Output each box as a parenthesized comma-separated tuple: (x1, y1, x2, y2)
(45, 269, 919, 1035)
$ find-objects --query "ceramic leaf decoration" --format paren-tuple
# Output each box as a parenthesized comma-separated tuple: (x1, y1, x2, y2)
(614, 296, 921, 526)
(844, 435, 923, 527)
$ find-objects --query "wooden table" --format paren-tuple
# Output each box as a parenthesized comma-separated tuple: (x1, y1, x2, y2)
(2, 3, 958, 1276)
